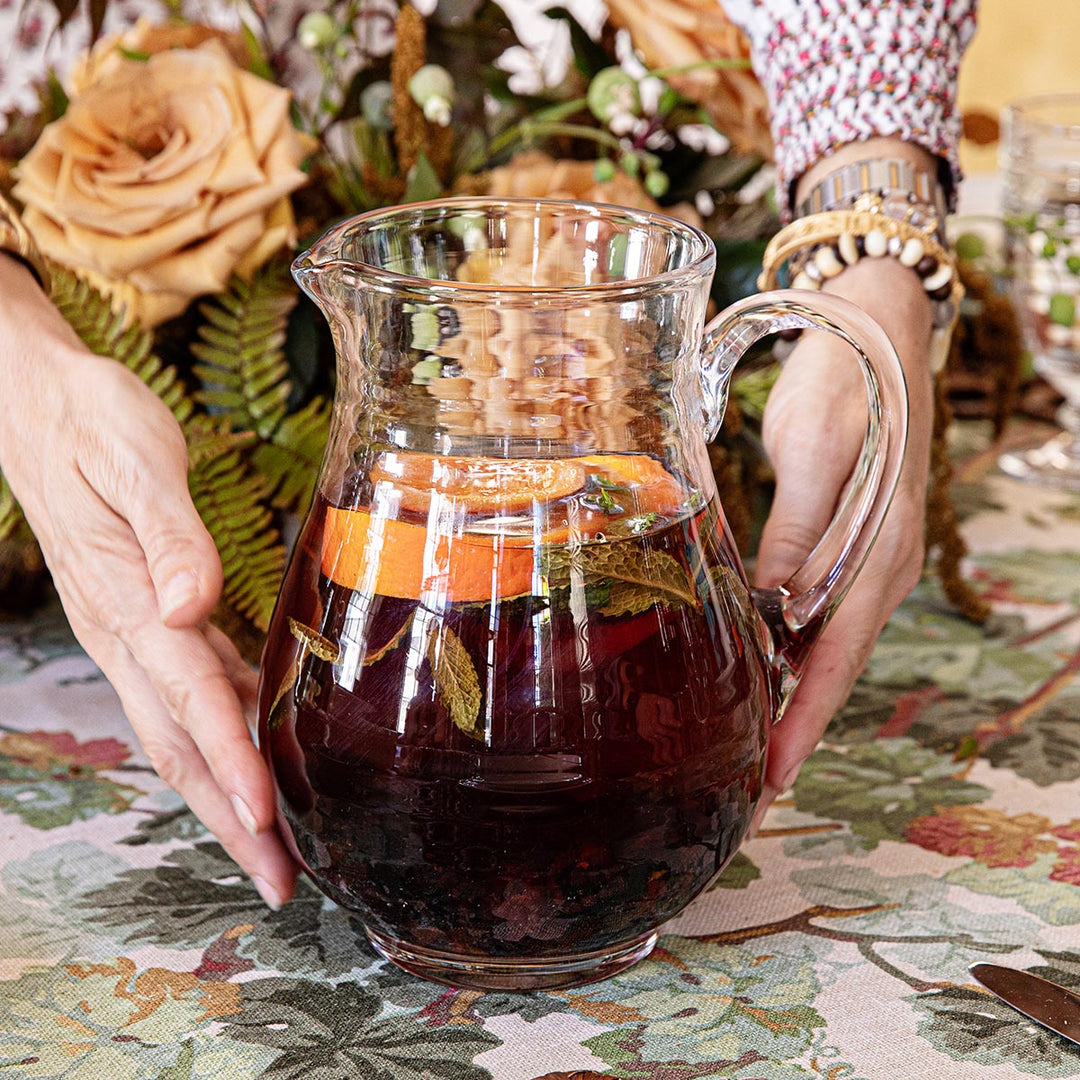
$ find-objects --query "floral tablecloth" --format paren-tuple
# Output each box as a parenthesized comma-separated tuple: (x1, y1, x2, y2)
(1, 419, 1079, 1080)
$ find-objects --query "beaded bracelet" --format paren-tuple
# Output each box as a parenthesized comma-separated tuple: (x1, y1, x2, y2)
(0, 190, 50, 293)
(758, 193, 962, 372)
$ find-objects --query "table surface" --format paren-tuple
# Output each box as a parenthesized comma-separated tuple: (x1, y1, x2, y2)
(2, 419, 1079, 1080)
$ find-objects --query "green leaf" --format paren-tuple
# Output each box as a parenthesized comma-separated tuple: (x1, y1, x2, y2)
(428, 626, 483, 739)
(707, 849, 761, 890)
(954, 231, 987, 262)
(911, 983, 1080, 1076)
(732, 362, 780, 422)
(221, 977, 499, 1077)
(403, 151, 443, 204)
(79, 841, 267, 946)
(984, 704, 1080, 785)
(250, 396, 331, 514)
(184, 424, 255, 469)
(156, 1041, 196, 1080)
(0, 470, 23, 542)
(0, 963, 263, 1076)
(794, 738, 988, 849)
(120, 805, 205, 847)
(49, 267, 191, 422)
(78, 840, 371, 976)
(241, 22, 277, 83)
(186, 418, 285, 631)
(0, 841, 131, 961)
(1049, 292, 1076, 327)
(45, 71, 69, 118)
(0, 730, 141, 830)
(945, 855, 1080, 927)
(544, 541, 698, 609)
(598, 581, 665, 617)
(191, 263, 299, 439)
(576, 940, 824, 1071)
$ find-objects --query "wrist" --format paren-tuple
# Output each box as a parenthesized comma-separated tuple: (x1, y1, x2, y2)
(0, 251, 44, 297)
(820, 256, 933, 349)
(794, 138, 944, 212)
(0, 260, 88, 435)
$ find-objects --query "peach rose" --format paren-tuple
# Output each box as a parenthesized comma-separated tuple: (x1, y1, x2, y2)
(65, 19, 255, 96)
(14, 34, 313, 326)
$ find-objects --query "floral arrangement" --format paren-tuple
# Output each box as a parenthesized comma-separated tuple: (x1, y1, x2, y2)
(0, 0, 779, 645)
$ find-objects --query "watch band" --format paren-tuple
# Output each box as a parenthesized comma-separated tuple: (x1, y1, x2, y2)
(795, 158, 949, 236)
(0, 190, 51, 293)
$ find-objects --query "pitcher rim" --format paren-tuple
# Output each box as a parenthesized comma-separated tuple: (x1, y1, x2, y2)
(292, 196, 716, 301)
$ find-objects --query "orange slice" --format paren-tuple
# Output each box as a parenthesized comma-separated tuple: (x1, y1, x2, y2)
(369, 453, 587, 515)
(580, 454, 687, 515)
(321, 506, 535, 602)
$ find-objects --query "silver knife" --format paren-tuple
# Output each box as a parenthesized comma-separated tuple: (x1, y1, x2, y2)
(969, 962, 1080, 1047)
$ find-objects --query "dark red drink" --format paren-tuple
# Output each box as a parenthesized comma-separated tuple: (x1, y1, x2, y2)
(258, 460, 773, 985)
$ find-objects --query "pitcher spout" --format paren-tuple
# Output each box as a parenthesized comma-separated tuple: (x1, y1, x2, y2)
(291, 252, 349, 323)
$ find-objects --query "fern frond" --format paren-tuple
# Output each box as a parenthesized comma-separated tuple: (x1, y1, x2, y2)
(184, 419, 257, 469)
(251, 396, 331, 513)
(188, 422, 285, 633)
(0, 470, 25, 543)
(48, 267, 192, 422)
(190, 263, 299, 439)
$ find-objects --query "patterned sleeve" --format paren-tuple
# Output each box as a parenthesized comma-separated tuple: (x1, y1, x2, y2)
(720, 0, 979, 218)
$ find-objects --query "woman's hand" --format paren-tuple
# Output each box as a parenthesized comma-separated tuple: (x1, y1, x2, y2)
(0, 257, 298, 908)
(751, 253, 934, 830)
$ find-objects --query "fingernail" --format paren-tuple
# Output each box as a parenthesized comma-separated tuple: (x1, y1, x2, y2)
(159, 570, 199, 621)
(251, 875, 283, 911)
(231, 793, 259, 838)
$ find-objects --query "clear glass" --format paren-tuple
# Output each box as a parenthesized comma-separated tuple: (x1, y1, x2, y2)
(999, 93, 1080, 489)
(258, 198, 908, 990)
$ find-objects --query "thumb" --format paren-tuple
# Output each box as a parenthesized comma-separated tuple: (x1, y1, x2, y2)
(755, 343, 866, 589)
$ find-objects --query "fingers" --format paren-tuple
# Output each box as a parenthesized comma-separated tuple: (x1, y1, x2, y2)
(756, 337, 868, 588)
(130, 623, 277, 834)
(0, 320, 291, 903)
(59, 523, 278, 837)
(205, 623, 260, 729)
(80, 619, 298, 908)
(751, 280, 931, 828)
(751, 491, 926, 832)
(35, 451, 292, 903)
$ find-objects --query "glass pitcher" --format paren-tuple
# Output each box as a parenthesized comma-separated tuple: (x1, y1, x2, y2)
(258, 198, 907, 991)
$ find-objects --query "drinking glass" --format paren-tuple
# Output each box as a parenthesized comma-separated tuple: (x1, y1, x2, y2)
(999, 93, 1080, 489)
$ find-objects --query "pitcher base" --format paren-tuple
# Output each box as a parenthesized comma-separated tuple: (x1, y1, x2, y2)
(365, 927, 659, 991)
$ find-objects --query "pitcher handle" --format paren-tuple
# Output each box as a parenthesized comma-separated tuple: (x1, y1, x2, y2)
(700, 289, 908, 673)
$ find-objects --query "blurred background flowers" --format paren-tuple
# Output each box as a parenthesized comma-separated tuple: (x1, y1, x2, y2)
(0, 0, 780, 647)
